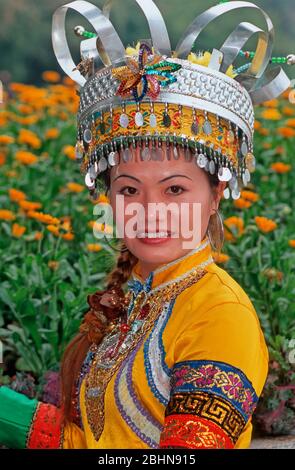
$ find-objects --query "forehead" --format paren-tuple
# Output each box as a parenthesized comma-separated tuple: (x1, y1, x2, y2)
(110, 150, 202, 182)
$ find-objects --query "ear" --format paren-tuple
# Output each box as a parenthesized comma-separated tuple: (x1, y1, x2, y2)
(209, 182, 226, 215)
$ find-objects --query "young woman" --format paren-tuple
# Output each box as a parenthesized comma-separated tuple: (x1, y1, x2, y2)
(0, 0, 291, 450)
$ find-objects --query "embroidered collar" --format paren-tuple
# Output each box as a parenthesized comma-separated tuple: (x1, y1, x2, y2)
(127, 235, 213, 296)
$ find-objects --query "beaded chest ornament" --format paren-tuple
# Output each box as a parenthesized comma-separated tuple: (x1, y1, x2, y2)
(84, 259, 211, 441)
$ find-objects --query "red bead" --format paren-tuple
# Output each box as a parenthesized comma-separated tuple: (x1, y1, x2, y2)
(138, 304, 150, 319)
(120, 323, 130, 333)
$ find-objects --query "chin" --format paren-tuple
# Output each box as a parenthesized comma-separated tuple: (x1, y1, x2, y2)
(126, 238, 186, 265)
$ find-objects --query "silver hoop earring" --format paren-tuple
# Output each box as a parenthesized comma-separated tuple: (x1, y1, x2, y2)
(103, 236, 129, 253)
(207, 209, 224, 253)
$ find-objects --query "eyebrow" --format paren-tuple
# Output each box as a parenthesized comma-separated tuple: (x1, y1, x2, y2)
(113, 174, 193, 183)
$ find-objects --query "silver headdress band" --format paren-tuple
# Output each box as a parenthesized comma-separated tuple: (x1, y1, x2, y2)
(52, 0, 291, 201)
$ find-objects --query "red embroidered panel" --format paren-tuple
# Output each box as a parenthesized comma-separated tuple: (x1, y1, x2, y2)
(159, 414, 234, 449)
(27, 402, 63, 449)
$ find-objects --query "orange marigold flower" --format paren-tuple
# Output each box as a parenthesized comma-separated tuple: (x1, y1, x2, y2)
(9, 188, 27, 202)
(17, 115, 39, 126)
(0, 114, 8, 127)
(0, 135, 15, 145)
(19, 200, 42, 211)
(59, 112, 69, 121)
(288, 240, 295, 248)
(91, 194, 110, 205)
(5, 170, 18, 178)
(87, 243, 103, 252)
(18, 129, 41, 149)
(262, 268, 283, 283)
(224, 216, 244, 242)
(275, 146, 284, 155)
(47, 225, 60, 235)
(34, 231, 43, 240)
(15, 150, 38, 165)
(212, 252, 230, 264)
(282, 88, 292, 100)
(277, 127, 295, 138)
(12, 223, 26, 238)
(63, 76, 76, 87)
(45, 128, 60, 139)
(27, 211, 60, 225)
(63, 145, 76, 160)
(262, 142, 271, 149)
(0, 209, 16, 221)
(241, 190, 260, 202)
(262, 98, 279, 108)
(62, 232, 74, 241)
(260, 109, 282, 120)
(254, 120, 261, 130)
(258, 128, 270, 136)
(90, 221, 113, 234)
(234, 198, 252, 209)
(67, 182, 84, 193)
(60, 220, 72, 232)
(0, 152, 6, 166)
(18, 104, 34, 115)
(282, 106, 295, 116)
(42, 71, 61, 83)
(271, 162, 291, 173)
(48, 260, 59, 270)
(97, 194, 110, 204)
(286, 118, 295, 128)
(255, 216, 277, 233)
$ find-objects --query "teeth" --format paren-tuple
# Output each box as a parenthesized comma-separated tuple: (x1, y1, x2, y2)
(137, 232, 170, 238)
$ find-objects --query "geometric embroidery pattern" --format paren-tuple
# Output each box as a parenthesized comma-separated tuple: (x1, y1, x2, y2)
(165, 391, 245, 444)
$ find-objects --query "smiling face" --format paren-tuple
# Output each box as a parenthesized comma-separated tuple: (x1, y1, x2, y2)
(108, 145, 225, 277)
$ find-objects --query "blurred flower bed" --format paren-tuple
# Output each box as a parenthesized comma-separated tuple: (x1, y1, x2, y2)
(0, 72, 294, 436)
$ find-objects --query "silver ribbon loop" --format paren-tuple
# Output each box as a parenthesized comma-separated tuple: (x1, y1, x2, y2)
(103, 0, 171, 56)
(219, 21, 268, 76)
(175, 1, 274, 79)
(52, 0, 125, 86)
(247, 66, 291, 105)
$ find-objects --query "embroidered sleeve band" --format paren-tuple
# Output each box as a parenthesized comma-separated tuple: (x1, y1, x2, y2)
(159, 360, 259, 448)
(160, 414, 234, 449)
(26, 402, 64, 448)
(0, 386, 64, 449)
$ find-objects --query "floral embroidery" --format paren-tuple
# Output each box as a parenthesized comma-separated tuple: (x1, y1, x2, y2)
(160, 414, 234, 449)
(171, 360, 258, 421)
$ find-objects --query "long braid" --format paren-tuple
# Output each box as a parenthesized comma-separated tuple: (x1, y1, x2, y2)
(60, 246, 138, 424)
(106, 245, 138, 290)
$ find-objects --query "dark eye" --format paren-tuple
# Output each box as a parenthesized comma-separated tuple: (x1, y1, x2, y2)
(119, 186, 138, 196)
(166, 185, 186, 195)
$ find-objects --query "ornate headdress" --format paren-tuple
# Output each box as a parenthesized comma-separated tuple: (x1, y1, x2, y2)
(52, 0, 293, 200)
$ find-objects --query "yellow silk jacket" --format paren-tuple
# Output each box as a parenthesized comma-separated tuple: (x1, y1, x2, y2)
(63, 235, 269, 449)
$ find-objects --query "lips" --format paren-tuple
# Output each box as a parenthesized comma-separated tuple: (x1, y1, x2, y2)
(136, 231, 173, 238)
